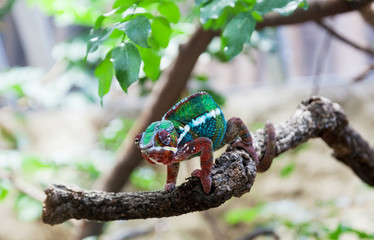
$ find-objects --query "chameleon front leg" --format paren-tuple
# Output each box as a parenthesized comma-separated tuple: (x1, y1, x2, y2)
(165, 162, 180, 192)
(176, 137, 213, 194)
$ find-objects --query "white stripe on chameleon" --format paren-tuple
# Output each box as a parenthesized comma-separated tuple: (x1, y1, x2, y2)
(177, 125, 190, 144)
(147, 156, 160, 165)
(191, 107, 221, 127)
(176, 107, 222, 145)
(151, 146, 177, 153)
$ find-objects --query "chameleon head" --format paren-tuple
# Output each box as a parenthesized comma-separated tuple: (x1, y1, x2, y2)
(135, 120, 178, 165)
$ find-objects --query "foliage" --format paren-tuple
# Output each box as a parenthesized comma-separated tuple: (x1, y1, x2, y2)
(279, 142, 309, 178)
(99, 118, 134, 151)
(224, 201, 374, 239)
(0, 0, 16, 20)
(224, 204, 264, 225)
(130, 167, 164, 191)
(28, 0, 109, 26)
(14, 194, 42, 221)
(0, 179, 11, 201)
(86, 0, 308, 101)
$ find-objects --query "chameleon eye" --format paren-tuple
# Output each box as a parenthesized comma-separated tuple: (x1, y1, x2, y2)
(134, 133, 142, 147)
(157, 130, 171, 146)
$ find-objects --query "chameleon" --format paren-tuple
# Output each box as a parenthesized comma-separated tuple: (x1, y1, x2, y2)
(135, 91, 276, 194)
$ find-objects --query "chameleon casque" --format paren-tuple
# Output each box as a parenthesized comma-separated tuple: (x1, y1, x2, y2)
(135, 92, 275, 194)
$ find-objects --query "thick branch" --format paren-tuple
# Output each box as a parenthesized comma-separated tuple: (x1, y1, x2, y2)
(43, 96, 374, 225)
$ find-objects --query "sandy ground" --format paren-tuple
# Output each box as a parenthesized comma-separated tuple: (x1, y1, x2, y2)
(1, 81, 374, 239)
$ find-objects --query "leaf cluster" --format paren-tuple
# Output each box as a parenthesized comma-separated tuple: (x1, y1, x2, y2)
(86, 0, 180, 102)
(87, 0, 308, 101)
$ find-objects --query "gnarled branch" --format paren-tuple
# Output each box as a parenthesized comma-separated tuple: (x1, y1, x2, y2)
(43, 96, 374, 225)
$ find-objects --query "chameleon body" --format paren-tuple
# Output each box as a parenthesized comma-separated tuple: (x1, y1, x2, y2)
(135, 92, 275, 194)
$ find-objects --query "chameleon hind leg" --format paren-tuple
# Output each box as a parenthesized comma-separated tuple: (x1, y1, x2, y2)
(223, 117, 259, 164)
(223, 118, 276, 171)
(175, 137, 214, 194)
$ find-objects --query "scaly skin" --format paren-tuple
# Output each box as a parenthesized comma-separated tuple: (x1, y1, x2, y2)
(135, 92, 276, 194)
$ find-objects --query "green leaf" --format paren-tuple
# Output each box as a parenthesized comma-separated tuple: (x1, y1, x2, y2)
(0, 179, 11, 201)
(86, 28, 114, 56)
(14, 194, 42, 221)
(222, 11, 255, 59)
(149, 17, 171, 49)
(195, 74, 209, 82)
(299, 0, 309, 10)
(130, 167, 164, 191)
(280, 162, 296, 177)
(95, 53, 114, 101)
(111, 42, 141, 93)
(195, 0, 210, 6)
(139, 47, 161, 81)
(22, 156, 54, 175)
(113, 0, 136, 9)
(123, 15, 151, 48)
(251, 11, 263, 21)
(224, 205, 264, 225)
(158, 1, 180, 24)
(200, 0, 236, 24)
(94, 15, 106, 29)
(253, 0, 302, 16)
(122, 12, 153, 22)
(138, 0, 160, 8)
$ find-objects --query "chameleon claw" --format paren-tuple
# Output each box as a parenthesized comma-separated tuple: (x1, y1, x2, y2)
(164, 182, 176, 193)
(191, 169, 212, 194)
(191, 169, 202, 178)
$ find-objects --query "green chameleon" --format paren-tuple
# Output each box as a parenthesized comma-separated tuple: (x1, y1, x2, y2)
(135, 92, 276, 194)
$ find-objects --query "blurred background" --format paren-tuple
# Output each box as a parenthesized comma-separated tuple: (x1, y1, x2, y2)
(0, 0, 374, 239)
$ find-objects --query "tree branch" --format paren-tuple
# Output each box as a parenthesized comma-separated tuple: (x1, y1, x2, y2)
(256, 0, 374, 29)
(315, 20, 374, 56)
(43, 96, 374, 225)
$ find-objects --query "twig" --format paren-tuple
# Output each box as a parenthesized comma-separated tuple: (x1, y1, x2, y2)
(0, 170, 44, 202)
(315, 20, 374, 56)
(354, 64, 374, 82)
(256, 0, 374, 29)
(42, 96, 374, 225)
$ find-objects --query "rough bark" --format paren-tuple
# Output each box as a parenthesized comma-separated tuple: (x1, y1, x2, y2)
(43, 96, 374, 225)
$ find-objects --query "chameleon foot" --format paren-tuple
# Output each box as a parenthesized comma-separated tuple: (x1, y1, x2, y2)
(231, 141, 259, 165)
(191, 169, 212, 194)
(164, 182, 176, 192)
